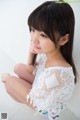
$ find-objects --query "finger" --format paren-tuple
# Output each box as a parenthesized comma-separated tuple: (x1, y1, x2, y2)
(30, 46, 37, 53)
(30, 48, 37, 54)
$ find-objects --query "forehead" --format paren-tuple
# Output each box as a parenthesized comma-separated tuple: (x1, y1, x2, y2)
(28, 5, 56, 33)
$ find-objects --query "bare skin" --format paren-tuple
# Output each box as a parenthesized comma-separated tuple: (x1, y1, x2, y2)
(2, 73, 34, 109)
(14, 63, 35, 84)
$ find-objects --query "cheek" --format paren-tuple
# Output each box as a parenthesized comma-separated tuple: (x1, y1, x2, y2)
(40, 40, 55, 50)
(30, 33, 33, 40)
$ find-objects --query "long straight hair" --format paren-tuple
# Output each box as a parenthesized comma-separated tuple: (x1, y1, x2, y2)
(28, 1, 77, 83)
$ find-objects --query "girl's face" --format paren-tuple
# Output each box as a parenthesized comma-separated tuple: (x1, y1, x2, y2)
(30, 27, 59, 54)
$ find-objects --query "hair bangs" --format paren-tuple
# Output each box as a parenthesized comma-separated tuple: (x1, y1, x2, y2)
(28, 7, 50, 35)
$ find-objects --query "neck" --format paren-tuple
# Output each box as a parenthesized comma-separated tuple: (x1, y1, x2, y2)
(45, 49, 65, 68)
(46, 49, 61, 61)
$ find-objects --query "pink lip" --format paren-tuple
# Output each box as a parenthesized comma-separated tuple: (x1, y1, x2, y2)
(31, 44, 41, 49)
(34, 46, 41, 49)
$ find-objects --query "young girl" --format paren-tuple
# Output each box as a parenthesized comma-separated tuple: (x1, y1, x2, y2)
(2, 1, 77, 120)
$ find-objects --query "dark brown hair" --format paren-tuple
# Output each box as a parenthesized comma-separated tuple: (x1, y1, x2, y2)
(28, 1, 77, 83)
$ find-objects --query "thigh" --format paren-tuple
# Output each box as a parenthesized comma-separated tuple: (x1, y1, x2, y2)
(16, 76, 32, 89)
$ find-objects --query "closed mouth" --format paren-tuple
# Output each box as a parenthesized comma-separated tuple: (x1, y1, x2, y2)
(34, 46, 41, 49)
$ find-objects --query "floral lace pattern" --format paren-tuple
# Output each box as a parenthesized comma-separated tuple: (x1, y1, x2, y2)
(26, 54, 75, 120)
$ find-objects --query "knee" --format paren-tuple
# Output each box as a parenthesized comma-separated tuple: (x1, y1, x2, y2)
(14, 63, 23, 74)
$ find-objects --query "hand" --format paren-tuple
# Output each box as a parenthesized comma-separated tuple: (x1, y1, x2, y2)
(30, 46, 37, 54)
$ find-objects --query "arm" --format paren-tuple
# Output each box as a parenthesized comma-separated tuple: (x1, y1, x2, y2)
(26, 52, 36, 74)
(14, 43, 37, 82)
(26, 43, 37, 73)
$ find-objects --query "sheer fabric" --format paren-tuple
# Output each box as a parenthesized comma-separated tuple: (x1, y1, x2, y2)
(26, 54, 75, 120)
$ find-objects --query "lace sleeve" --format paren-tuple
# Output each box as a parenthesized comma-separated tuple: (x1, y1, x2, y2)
(40, 69, 75, 120)
(27, 68, 75, 120)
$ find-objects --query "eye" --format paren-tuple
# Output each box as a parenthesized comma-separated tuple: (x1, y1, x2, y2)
(40, 33, 48, 38)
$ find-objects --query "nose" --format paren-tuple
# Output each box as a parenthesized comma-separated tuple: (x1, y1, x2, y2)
(31, 31, 39, 44)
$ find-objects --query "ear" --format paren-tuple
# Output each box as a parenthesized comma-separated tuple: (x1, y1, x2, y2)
(59, 34, 69, 46)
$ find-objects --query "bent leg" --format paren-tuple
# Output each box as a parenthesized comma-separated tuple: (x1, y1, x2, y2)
(2, 74, 32, 107)
(14, 63, 35, 84)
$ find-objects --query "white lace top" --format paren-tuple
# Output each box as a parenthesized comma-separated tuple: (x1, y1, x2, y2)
(26, 54, 75, 120)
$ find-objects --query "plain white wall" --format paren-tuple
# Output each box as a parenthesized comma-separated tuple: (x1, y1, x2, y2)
(0, 0, 47, 63)
(0, 0, 80, 118)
